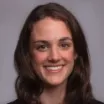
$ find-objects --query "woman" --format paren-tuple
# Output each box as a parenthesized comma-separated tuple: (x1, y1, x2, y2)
(8, 2, 103, 104)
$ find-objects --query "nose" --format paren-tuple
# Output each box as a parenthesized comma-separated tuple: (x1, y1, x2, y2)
(48, 47, 61, 62)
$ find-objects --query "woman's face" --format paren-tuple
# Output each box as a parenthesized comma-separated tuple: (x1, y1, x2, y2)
(30, 17, 77, 86)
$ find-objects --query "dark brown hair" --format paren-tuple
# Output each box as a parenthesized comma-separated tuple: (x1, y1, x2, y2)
(14, 2, 94, 104)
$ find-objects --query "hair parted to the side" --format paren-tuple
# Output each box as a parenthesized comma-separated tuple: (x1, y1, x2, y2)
(14, 2, 94, 104)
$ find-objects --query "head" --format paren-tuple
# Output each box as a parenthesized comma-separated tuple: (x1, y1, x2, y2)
(14, 2, 93, 103)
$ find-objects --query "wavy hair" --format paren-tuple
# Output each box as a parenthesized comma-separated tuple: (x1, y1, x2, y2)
(14, 2, 94, 104)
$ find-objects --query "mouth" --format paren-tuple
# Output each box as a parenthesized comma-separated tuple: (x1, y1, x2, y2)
(44, 65, 65, 72)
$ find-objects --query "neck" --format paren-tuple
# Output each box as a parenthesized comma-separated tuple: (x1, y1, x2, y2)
(39, 81, 67, 104)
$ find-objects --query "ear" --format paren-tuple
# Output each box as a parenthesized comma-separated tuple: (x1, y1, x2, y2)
(74, 53, 78, 60)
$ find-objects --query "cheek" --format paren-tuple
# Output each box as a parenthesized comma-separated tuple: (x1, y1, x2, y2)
(63, 49, 76, 61)
(31, 51, 48, 64)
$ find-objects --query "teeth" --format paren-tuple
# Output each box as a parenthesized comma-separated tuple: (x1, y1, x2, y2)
(45, 66, 62, 70)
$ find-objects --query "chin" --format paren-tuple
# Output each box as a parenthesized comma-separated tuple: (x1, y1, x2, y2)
(44, 79, 67, 87)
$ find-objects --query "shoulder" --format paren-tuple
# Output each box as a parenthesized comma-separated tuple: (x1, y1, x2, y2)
(7, 99, 104, 104)
(7, 99, 20, 104)
(89, 99, 104, 104)
(7, 99, 26, 104)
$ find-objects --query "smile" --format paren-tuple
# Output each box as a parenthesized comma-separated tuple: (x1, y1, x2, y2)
(44, 65, 64, 72)
(45, 66, 63, 70)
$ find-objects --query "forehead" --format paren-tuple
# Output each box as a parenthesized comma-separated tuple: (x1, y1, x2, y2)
(31, 17, 72, 41)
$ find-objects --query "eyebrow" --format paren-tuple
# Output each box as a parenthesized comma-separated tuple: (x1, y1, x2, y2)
(32, 37, 72, 44)
(59, 37, 72, 42)
(32, 40, 49, 44)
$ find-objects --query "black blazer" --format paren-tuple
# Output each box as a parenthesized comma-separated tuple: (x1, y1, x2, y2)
(8, 99, 104, 104)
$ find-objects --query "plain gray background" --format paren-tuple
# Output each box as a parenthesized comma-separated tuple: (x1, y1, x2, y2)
(0, 0, 104, 104)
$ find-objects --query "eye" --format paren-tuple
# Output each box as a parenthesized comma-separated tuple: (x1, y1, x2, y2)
(59, 43, 71, 50)
(35, 44, 48, 52)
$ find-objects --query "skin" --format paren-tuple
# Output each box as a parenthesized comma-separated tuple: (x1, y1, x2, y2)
(29, 17, 77, 104)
